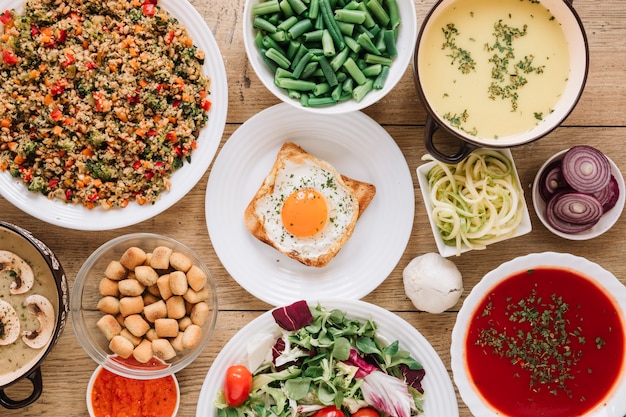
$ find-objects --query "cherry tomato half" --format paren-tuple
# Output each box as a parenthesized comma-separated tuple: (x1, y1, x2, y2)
(312, 405, 345, 417)
(352, 408, 380, 417)
(223, 365, 252, 407)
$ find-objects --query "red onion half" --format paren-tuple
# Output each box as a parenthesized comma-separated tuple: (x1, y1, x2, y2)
(550, 192, 604, 225)
(561, 145, 611, 194)
(593, 175, 620, 213)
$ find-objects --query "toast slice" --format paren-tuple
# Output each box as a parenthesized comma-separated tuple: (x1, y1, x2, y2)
(245, 142, 376, 267)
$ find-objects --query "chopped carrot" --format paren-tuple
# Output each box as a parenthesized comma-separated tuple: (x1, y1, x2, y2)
(85, 201, 96, 209)
(93, 179, 103, 188)
(29, 69, 40, 79)
(108, 63, 118, 72)
(134, 24, 144, 33)
(136, 196, 147, 205)
(129, 58, 139, 68)
(13, 155, 25, 165)
(139, 79, 148, 88)
(168, 116, 177, 124)
(38, 64, 47, 73)
(63, 117, 74, 125)
(0, 160, 8, 171)
(152, 115, 161, 122)
(52, 125, 63, 135)
(135, 128, 147, 137)
(44, 94, 53, 105)
(8, 142, 18, 152)
(1, 118, 11, 128)
(81, 148, 94, 156)
(76, 180, 85, 189)
(115, 109, 128, 122)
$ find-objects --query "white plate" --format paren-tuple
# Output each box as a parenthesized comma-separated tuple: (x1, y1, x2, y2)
(451, 252, 626, 416)
(195, 299, 459, 417)
(0, 0, 228, 231)
(531, 149, 625, 240)
(416, 149, 532, 257)
(205, 103, 414, 306)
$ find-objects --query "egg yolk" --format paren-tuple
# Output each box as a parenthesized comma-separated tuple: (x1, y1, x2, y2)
(281, 189, 328, 237)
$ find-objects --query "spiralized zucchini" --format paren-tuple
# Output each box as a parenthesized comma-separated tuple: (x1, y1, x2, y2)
(423, 149, 525, 255)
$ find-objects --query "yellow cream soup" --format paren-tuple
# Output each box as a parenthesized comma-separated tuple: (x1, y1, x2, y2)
(418, 0, 570, 138)
(0, 228, 58, 382)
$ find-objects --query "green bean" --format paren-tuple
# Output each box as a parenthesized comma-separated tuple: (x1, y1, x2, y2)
(344, 36, 361, 52)
(343, 57, 366, 85)
(352, 78, 373, 101)
(334, 9, 367, 24)
(265, 47, 291, 68)
(254, 16, 278, 33)
(366, 0, 390, 27)
(279, 0, 294, 17)
(287, 40, 302, 59)
(322, 29, 336, 56)
(301, 61, 319, 78)
(288, 18, 314, 39)
(288, 89, 302, 99)
(277, 15, 299, 31)
(307, 96, 337, 106)
(386, 0, 401, 29)
(331, 82, 343, 101)
(309, 0, 320, 19)
(300, 92, 309, 106)
(382, 29, 397, 57)
(357, 32, 380, 54)
(292, 51, 314, 78)
(302, 29, 324, 42)
(275, 67, 295, 78)
(275, 77, 316, 90)
(356, 1, 376, 28)
(319, 0, 345, 50)
(364, 53, 392, 65)
(318, 55, 339, 86)
(287, 0, 308, 15)
(313, 82, 331, 96)
(373, 65, 389, 89)
(253, 0, 281, 15)
(362, 63, 382, 77)
(336, 21, 355, 37)
(262, 35, 286, 56)
(329, 46, 350, 72)
(270, 30, 288, 42)
(342, 77, 354, 93)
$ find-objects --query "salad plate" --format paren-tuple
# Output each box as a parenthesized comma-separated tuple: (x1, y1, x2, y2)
(0, 0, 228, 231)
(205, 103, 414, 306)
(195, 299, 459, 416)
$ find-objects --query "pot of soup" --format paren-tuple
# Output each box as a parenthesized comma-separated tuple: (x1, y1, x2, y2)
(0, 221, 69, 409)
(413, 0, 588, 163)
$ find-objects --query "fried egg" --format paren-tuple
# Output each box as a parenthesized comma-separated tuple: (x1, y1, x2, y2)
(245, 142, 375, 267)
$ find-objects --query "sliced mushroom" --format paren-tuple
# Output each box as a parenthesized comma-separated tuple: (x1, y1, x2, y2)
(0, 299, 20, 346)
(21, 295, 55, 349)
(0, 250, 34, 294)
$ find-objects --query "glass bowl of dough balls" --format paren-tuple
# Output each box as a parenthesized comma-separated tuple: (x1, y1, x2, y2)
(71, 233, 218, 379)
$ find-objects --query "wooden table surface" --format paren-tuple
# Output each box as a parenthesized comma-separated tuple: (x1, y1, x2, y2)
(2, 0, 626, 415)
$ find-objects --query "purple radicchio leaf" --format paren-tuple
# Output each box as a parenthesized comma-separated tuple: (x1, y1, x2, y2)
(272, 337, 286, 363)
(271, 300, 314, 331)
(400, 363, 426, 394)
(344, 349, 379, 378)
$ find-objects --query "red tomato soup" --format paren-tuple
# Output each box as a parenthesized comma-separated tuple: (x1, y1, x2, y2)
(91, 367, 178, 417)
(466, 267, 625, 417)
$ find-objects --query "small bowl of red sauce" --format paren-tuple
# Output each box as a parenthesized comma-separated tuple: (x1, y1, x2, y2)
(451, 252, 626, 417)
(87, 357, 180, 417)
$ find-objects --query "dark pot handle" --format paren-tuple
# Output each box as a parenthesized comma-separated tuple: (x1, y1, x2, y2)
(0, 367, 43, 409)
(424, 115, 476, 164)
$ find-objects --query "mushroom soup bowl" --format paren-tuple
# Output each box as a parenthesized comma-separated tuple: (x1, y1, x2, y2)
(413, 0, 588, 163)
(0, 221, 69, 409)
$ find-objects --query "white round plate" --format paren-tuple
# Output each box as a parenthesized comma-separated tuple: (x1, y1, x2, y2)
(0, 0, 228, 231)
(205, 103, 414, 306)
(532, 149, 625, 240)
(195, 299, 459, 416)
(451, 252, 626, 417)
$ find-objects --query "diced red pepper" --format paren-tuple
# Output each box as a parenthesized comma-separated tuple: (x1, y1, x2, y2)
(50, 108, 63, 122)
(201, 99, 212, 111)
(58, 29, 67, 43)
(142, 2, 156, 17)
(146, 129, 157, 137)
(166, 132, 177, 143)
(2, 49, 18, 66)
(143, 171, 154, 180)
(61, 52, 75, 68)
(87, 192, 98, 202)
(86, 62, 98, 70)
(132, 160, 142, 170)
(48, 179, 59, 188)
(173, 145, 183, 157)
(65, 189, 73, 201)
(165, 30, 175, 45)
(51, 81, 66, 96)
(0, 10, 12, 25)
(30, 24, 40, 37)
(127, 95, 140, 104)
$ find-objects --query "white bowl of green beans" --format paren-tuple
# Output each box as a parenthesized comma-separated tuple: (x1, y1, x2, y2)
(243, 0, 417, 113)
